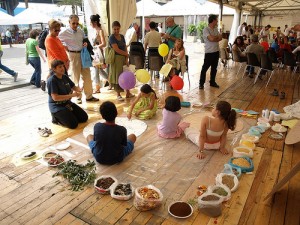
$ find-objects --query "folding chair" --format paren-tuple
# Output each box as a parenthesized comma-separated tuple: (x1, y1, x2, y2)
(256, 54, 277, 87)
(243, 52, 260, 79)
(129, 42, 145, 69)
(147, 47, 164, 80)
(180, 55, 190, 88)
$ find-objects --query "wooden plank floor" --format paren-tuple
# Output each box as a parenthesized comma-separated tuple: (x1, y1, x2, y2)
(0, 64, 299, 225)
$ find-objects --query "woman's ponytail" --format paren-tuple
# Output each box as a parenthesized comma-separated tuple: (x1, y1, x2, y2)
(226, 109, 237, 131)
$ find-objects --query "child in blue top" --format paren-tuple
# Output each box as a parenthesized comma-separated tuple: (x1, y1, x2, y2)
(86, 101, 136, 164)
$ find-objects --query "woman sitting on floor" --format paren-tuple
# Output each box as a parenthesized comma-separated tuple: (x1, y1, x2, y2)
(47, 60, 88, 129)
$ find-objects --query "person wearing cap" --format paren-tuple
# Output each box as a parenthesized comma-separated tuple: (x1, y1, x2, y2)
(259, 25, 271, 42)
(245, 34, 265, 78)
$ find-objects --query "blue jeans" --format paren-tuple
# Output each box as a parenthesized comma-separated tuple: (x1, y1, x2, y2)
(28, 57, 41, 87)
(94, 67, 108, 85)
(0, 57, 16, 77)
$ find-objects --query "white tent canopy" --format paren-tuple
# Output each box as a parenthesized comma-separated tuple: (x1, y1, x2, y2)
(0, 11, 14, 25)
(136, 0, 162, 17)
(10, 8, 52, 25)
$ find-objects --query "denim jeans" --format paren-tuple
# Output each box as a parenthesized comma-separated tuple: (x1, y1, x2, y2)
(28, 57, 41, 87)
(94, 67, 108, 85)
(0, 50, 16, 76)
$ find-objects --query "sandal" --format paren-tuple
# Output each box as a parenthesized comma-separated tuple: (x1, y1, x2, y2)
(126, 93, 135, 98)
(93, 89, 101, 94)
(38, 128, 49, 137)
(45, 127, 52, 135)
(271, 89, 279, 96)
(280, 92, 285, 99)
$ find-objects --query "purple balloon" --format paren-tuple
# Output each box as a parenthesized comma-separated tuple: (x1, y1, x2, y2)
(118, 71, 136, 90)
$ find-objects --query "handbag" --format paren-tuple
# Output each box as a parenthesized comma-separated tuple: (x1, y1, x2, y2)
(105, 46, 115, 64)
(81, 47, 92, 68)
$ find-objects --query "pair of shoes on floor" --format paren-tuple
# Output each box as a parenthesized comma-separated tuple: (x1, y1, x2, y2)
(40, 80, 46, 91)
(86, 96, 99, 102)
(38, 127, 52, 137)
(280, 92, 286, 99)
(199, 85, 204, 89)
(271, 89, 279, 96)
(13, 73, 18, 82)
(210, 83, 220, 88)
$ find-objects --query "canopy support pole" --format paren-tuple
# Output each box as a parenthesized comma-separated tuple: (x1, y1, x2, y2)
(218, 0, 223, 32)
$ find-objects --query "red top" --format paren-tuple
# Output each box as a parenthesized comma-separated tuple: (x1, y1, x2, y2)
(45, 35, 68, 68)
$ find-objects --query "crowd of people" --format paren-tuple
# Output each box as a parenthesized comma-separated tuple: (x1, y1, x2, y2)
(1, 14, 300, 164)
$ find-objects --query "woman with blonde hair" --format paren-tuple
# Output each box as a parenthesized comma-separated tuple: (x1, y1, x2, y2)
(166, 38, 186, 79)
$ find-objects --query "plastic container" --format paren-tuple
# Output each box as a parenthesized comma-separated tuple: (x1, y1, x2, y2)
(273, 113, 281, 122)
(94, 175, 118, 194)
(198, 193, 223, 217)
(241, 133, 259, 143)
(233, 146, 254, 158)
(207, 184, 232, 202)
(215, 173, 239, 192)
(133, 185, 163, 211)
(222, 164, 242, 179)
(228, 157, 254, 173)
(111, 183, 134, 200)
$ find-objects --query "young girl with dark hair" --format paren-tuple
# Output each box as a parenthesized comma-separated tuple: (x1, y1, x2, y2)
(157, 96, 190, 138)
(127, 84, 158, 120)
(185, 101, 237, 159)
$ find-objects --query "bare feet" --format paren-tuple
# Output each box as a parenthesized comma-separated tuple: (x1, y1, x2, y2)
(197, 152, 206, 159)
(220, 148, 229, 155)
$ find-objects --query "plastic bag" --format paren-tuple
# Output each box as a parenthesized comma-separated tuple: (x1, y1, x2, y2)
(228, 157, 254, 173)
(233, 146, 254, 158)
(207, 184, 232, 202)
(110, 183, 134, 201)
(133, 185, 163, 211)
(222, 164, 242, 179)
(198, 193, 223, 217)
(81, 47, 92, 68)
(105, 46, 115, 64)
(123, 64, 136, 73)
(216, 173, 239, 192)
(94, 175, 118, 194)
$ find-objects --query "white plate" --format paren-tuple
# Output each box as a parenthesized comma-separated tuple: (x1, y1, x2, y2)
(20, 151, 37, 160)
(168, 201, 193, 219)
(271, 125, 287, 133)
(55, 141, 70, 150)
(47, 155, 65, 167)
(192, 103, 202, 108)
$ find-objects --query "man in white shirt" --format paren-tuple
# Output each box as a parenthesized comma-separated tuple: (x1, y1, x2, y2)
(237, 22, 247, 36)
(259, 25, 271, 42)
(59, 14, 98, 104)
(5, 29, 12, 47)
(125, 23, 139, 50)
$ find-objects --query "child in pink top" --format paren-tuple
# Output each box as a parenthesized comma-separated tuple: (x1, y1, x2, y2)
(157, 96, 190, 138)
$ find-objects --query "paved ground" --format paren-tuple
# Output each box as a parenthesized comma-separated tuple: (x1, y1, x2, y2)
(0, 41, 205, 92)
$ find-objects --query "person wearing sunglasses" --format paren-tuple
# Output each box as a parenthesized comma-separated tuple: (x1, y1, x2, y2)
(58, 14, 99, 104)
(45, 19, 69, 74)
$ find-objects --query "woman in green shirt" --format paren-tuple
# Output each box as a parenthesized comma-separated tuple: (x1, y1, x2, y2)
(25, 29, 46, 88)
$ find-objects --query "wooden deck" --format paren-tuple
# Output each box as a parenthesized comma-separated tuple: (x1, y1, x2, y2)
(0, 63, 300, 225)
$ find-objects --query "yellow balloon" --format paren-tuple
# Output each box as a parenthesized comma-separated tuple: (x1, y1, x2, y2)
(158, 43, 169, 57)
(135, 69, 150, 84)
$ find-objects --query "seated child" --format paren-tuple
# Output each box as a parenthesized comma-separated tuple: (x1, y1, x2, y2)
(127, 84, 158, 120)
(184, 101, 236, 159)
(157, 96, 190, 138)
(86, 101, 136, 165)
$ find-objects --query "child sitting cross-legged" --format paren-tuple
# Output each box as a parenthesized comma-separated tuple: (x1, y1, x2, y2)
(127, 84, 158, 120)
(157, 96, 190, 138)
(86, 101, 136, 165)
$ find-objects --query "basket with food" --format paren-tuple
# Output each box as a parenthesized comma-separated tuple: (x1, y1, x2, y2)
(228, 157, 254, 173)
(111, 183, 134, 200)
(215, 173, 239, 192)
(133, 185, 163, 211)
(94, 175, 117, 194)
(198, 193, 223, 217)
(47, 155, 65, 167)
(233, 146, 254, 158)
(222, 163, 242, 179)
(207, 184, 231, 202)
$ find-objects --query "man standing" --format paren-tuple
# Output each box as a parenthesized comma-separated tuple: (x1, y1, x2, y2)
(125, 23, 139, 50)
(237, 22, 247, 36)
(5, 29, 12, 48)
(144, 21, 162, 51)
(199, 14, 222, 89)
(162, 17, 182, 49)
(59, 15, 98, 104)
(259, 25, 271, 42)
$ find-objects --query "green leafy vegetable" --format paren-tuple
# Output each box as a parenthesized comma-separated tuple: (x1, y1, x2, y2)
(52, 160, 96, 191)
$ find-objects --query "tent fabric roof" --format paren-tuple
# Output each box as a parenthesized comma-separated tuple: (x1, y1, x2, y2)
(136, 0, 162, 17)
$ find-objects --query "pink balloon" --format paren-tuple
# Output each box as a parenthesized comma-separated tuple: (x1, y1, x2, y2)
(118, 71, 136, 90)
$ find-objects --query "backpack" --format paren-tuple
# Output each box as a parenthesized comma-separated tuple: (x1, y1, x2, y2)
(38, 29, 49, 50)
